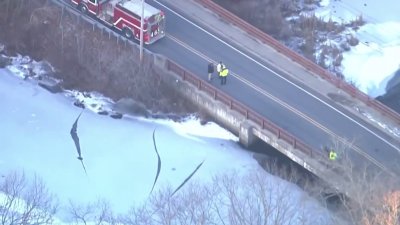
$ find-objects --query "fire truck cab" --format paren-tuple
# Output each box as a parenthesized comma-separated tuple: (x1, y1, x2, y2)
(71, 0, 165, 44)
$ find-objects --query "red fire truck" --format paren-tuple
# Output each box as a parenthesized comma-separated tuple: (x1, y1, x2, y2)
(71, 0, 165, 44)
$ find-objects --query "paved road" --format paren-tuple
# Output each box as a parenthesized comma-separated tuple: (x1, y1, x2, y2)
(144, 0, 400, 176)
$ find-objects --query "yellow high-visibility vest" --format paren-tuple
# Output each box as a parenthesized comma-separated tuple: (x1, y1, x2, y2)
(329, 151, 337, 160)
(220, 68, 229, 77)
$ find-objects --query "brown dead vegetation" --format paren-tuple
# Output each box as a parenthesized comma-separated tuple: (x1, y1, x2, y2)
(0, 0, 197, 116)
(214, 0, 359, 78)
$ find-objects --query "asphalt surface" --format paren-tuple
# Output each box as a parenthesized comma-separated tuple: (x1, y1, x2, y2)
(142, 0, 400, 176)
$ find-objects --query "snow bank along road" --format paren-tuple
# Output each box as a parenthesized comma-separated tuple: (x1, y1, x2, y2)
(58, 0, 400, 179)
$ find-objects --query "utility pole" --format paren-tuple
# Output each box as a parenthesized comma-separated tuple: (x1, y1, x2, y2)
(140, 0, 144, 63)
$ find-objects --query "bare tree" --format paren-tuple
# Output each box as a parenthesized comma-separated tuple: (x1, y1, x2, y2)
(120, 170, 334, 225)
(173, 180, 216, 225)
(212, 171, 333, 225)
(364, 190, 400, 225)
(0, 171, 58, 225)
(319, 136, 400, 225)
(68, 199, 117, 225)
(121, 186, 179, 225)
(0, 169, 336, 225)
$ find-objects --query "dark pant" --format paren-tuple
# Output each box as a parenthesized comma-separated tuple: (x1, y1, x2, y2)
(221, 76, 227, 85)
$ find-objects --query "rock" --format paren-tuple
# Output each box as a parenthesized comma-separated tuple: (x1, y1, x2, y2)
(38, 82, 63, 93)
(113, 97, 150, 118)
(37, 75, 63, 93)
(39, 83, 63, 94)
(74, 100, 85, 109)
(110, 112, 123, 119)
(97, 110, 109, 116)
(385, 69, 400, 91)
(377, 69, 400, 114)
(35, 61, 55, 76)
(0, 55, 11, 68)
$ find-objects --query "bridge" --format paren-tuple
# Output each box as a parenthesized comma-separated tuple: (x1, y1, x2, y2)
(147, 0, 400, 195)
(56, 0, 400, 197)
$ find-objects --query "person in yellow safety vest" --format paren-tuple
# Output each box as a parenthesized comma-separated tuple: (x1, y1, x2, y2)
(220, 67, 229, 85)
(329, 150, 337, 160)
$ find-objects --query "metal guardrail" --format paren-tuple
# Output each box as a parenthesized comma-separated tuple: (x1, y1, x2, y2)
(196, 0, 400, 125)
(167, 60, 321, 158)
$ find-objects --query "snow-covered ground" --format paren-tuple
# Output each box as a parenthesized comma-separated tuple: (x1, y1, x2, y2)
(315, 0, 400, 97)
(0, 58, 333, 224)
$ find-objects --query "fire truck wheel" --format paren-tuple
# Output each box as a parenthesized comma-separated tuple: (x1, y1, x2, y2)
(122, 28, 133, 39)
(79, 4, 88, 14)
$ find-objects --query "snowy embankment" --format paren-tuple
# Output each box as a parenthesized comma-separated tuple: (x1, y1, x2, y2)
(0, 55, 334, 224)
(315, 0, 400, 97)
